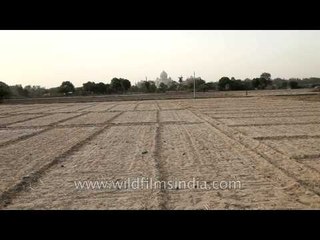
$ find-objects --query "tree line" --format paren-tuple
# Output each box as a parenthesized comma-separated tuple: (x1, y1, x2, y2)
(1, 73, 320, 100)
(0, 78, 132, 100)
(216, 73, 316, 91)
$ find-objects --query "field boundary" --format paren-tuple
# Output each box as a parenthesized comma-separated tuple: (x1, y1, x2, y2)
(0, 113, 90, 148)
(152, 105, 169, 209)
(254, 135, 320, 140)
(207, 114, 320, 119)
(0, 128, 49, 148)
(228, 122, 320, 127)
(0, 114, 51, 127)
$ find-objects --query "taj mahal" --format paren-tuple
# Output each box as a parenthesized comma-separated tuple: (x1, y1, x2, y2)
(154, 71, 173, 87)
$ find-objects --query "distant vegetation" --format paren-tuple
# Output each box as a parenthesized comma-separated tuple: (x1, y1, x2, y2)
(59, 81, 75, 96)
(0, 81, 11, 101)
(1, 73, 320, 100)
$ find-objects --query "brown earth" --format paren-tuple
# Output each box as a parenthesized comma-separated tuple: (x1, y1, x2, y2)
(1, 90, 320, 209)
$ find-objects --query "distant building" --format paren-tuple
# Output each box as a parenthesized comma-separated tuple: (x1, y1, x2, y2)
(155, 71, 173, 87)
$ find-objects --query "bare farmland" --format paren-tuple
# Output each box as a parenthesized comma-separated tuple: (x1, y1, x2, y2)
(0, 114, 45, 126)
(1, 92, 320, 209)
(10, 113, 83, 127)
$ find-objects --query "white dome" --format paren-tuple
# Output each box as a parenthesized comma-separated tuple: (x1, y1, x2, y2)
(160, 71, 168, 80)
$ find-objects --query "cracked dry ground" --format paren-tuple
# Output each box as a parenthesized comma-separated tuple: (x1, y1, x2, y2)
(0, 97, 320, 209)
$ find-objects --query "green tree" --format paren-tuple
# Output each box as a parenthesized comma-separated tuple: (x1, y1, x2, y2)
(130, 80, 155, 93)
(144, 81, 150, 92)
(281, 81, 288, 89)
(252, 77, 271, 90)
(218, 77, 231, 90)
(0, 81, 11, 100)
(47, 87, 60, 96)
(105, 84, 112, 94)
(95, 82, 106, 94)
(111, 78, 122, 93)
(206, 82, 217, 90)
(260, 72, 271, 81)
(243, 79, 253, 90)
(168, 81, 178, 91)
(289, 81, 299, 89)
(149, 82, 157, 93)
(158, 82, 168, 93)
(186, 78, 205, 91)
(273, 78, 287, 89)
(198, 83, 209, 92)
(83, 81, 115, 95)
(252, 78, 260, 89)
(120, 79, 131, 93)
(129, 85, 139, 92)
(259, 78, 269, 89)
(59, 81, 75, 95)
(83, 81, 96, 94)
(23, 85, 47, 97)
(229, 79, 245, 90)
(74, 87, 84, 96)
(9, 85, 29, 98)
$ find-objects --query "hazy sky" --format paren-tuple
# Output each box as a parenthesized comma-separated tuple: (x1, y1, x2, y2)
(1, 30, 320, 88)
